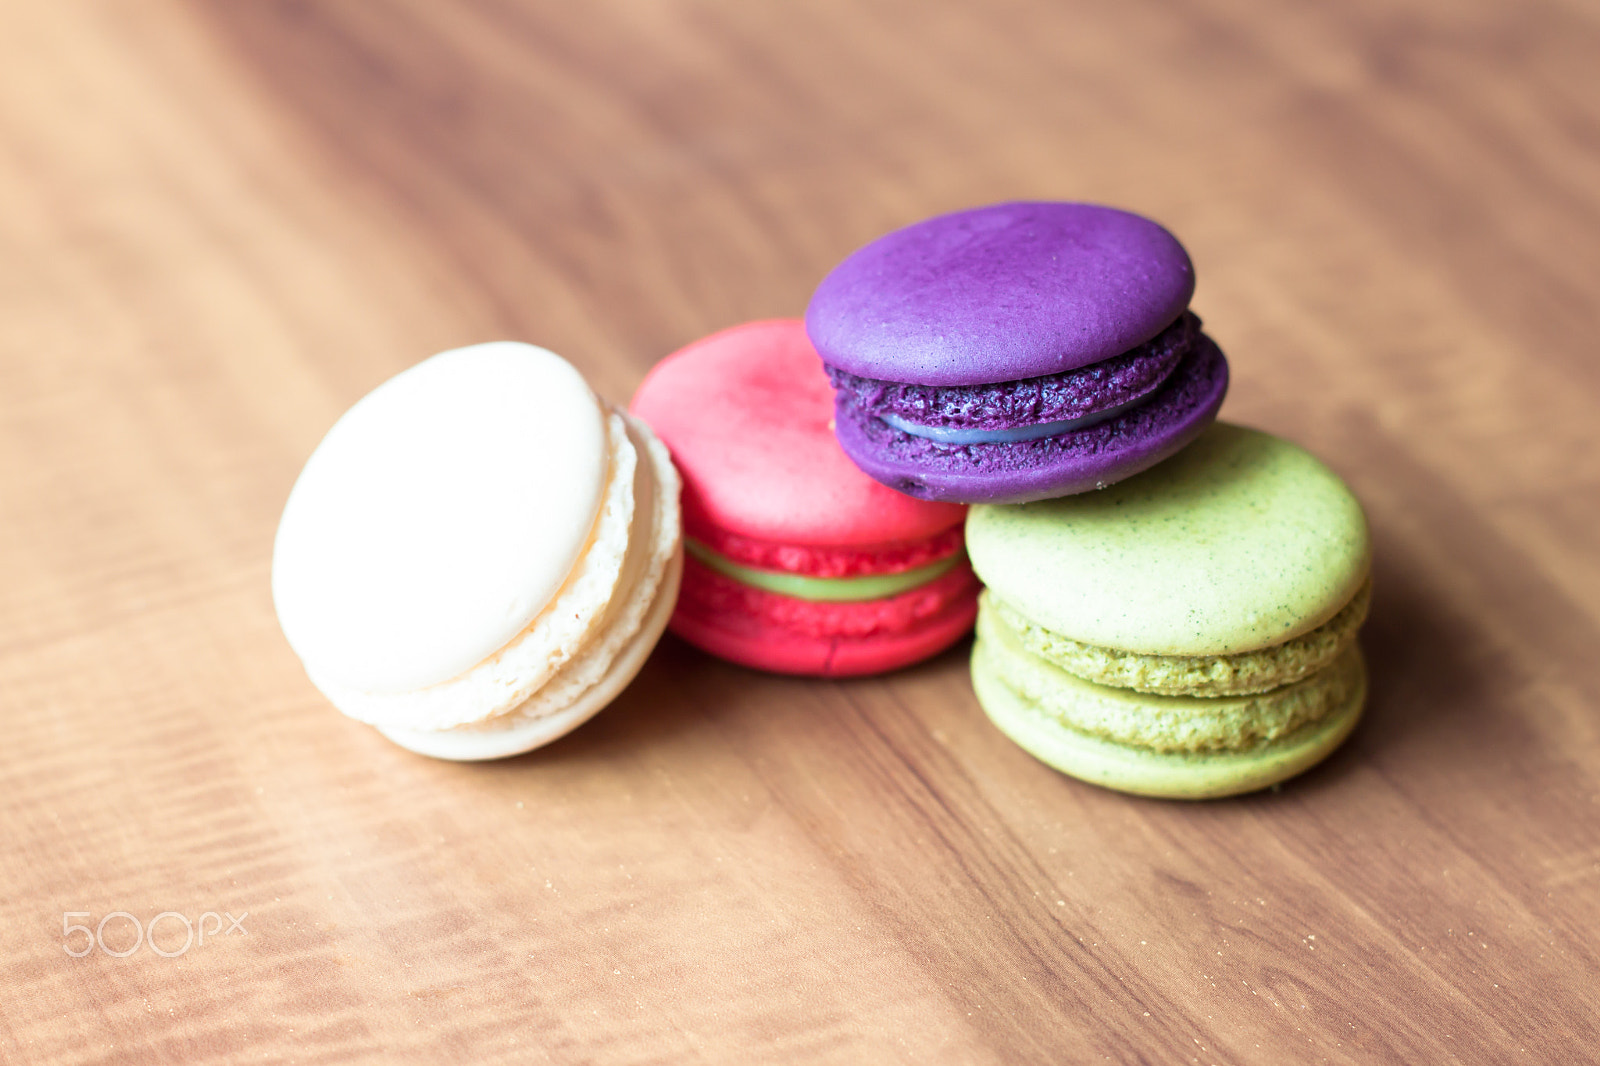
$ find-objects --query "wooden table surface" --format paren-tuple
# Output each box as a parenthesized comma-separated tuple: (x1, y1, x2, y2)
(4, 2, 1598, 1062)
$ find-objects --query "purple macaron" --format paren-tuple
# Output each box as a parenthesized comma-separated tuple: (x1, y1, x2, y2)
(805, 202, 1229, 504)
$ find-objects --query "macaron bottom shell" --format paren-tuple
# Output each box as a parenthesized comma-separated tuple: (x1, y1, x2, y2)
(971, 634, 1366, 799)
(671, 555, 979, 677)
(377, 549, 682, 760)
(833, 336, 1228, 505)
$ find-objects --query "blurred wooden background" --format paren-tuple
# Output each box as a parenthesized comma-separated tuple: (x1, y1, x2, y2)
(2, 1, 1597, 1062)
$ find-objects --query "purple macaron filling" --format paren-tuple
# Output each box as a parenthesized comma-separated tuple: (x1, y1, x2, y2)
(824, 312, 1200, 441)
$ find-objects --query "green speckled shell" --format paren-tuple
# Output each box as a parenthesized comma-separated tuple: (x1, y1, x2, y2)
(966, 422, 1370, 657)
(971, 646, 1365, 799)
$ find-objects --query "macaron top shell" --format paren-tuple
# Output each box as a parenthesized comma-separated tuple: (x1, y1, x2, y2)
(806, 202, 1195, 386)
(272, 342, 608, 694)
(966, 423, 1370, 657)
(630, 319, 966, 548)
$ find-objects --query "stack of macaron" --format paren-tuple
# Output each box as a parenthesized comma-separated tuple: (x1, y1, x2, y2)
(271, 199, 1370, 798)
(804, 201, 1372, 798)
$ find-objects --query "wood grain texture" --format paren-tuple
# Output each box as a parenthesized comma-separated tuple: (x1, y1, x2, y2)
(2, 1, 1597, 1062)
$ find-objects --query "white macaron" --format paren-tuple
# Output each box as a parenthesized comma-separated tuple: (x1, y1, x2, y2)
(273, 342, 682, 760)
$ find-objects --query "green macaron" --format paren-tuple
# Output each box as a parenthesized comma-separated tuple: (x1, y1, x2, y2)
(966, 422, 1371, 799)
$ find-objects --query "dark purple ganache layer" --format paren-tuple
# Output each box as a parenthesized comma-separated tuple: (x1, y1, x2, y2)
(824, 313, 1201, 432)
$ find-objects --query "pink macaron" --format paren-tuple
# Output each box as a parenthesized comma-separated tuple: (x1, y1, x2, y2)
(630, 319, 978, 676)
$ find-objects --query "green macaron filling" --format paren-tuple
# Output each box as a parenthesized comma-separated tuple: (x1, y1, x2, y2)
(686, 539, 961, 603)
